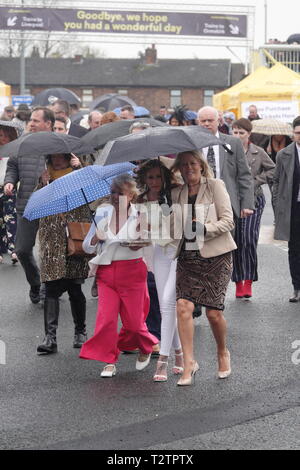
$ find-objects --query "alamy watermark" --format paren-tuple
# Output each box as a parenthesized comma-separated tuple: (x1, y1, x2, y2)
(96, 199, 209, 250)
(0, 340, 6, 365)
(291, 340, 300, 365)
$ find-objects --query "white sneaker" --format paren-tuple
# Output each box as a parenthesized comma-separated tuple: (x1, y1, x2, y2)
(101, 364, 116, 378)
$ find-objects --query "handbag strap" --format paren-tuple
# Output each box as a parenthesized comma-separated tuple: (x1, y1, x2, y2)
(202, 179, 216, 223)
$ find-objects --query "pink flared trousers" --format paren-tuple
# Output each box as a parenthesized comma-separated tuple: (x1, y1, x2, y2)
(80, 258, 158, 364)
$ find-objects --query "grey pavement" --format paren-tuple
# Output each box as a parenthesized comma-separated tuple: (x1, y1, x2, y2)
(0, 192, 299, 450)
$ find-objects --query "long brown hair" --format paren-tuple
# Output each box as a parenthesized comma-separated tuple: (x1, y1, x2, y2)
(135, 159, 177, 203)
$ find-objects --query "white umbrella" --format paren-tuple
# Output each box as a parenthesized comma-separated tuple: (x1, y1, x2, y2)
(252, 119, 293, 136)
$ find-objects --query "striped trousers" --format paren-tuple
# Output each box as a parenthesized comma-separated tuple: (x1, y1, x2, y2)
(232, 195, 265, 282)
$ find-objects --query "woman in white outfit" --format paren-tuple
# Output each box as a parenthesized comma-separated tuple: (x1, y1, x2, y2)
(136, 160, 184, 382)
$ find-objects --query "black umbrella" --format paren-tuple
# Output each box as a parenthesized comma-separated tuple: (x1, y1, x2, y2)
(81, 118, 167, 151)
(89, 93, 137, 112)
(96, 126, 222, 166)
(70, 110, 89, 124)
(31, 88, 81, 106)
(0, 132, 93, 158)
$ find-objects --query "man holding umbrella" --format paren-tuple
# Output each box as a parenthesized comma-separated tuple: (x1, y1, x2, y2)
(3, 107, 56, 303)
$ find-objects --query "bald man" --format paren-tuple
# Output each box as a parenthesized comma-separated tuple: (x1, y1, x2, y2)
(197, 106, 254, 218)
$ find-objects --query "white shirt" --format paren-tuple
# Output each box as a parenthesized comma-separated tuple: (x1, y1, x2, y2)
(296, 143, 300, 164)
(202, 131, 221, 178)
(83, 204, 146, 275)
(66, 118, 71, 133)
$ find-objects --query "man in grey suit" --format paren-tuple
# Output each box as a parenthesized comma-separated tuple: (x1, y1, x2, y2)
(197, 106, 254, 219)
(273, 116, 300, 302)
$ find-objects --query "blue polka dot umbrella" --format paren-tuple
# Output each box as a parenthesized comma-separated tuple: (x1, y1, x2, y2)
(23, 162, 135, 221)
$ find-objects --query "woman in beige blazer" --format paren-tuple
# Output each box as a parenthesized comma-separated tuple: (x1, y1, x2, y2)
(170, 150, 236, 386)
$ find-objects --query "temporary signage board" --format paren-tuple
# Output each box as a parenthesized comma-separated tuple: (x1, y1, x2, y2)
(241, 101, 299, 123)
(0, 7, 248, 37)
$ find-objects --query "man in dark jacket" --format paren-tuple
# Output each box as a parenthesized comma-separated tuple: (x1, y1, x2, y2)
(273, 116, 300, 302)
(4, 106, 55, 303)
(51, 99, 88, 137)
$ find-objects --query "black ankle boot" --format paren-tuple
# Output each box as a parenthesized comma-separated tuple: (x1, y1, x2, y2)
(70, 295, 87, 348)
(37, 335, 57, 354)
(37, 297, 59, 354)
(73, 332, 87, 348)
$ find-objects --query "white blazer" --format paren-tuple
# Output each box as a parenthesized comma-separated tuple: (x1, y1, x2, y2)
(83, 204, 146, 275)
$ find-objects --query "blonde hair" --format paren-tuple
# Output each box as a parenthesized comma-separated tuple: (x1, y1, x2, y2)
(172, 150, 214, 179)
(110, 174, 138, 202)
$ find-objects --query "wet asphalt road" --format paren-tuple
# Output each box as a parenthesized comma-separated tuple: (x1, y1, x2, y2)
(0, 195, 299, 450)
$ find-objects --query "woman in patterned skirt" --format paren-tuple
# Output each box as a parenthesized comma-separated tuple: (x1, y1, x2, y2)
(170, 151, 237, 386)
(36, 153, 90, 355)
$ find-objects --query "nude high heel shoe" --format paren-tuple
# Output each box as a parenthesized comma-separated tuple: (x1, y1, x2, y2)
(218, 350, 231, 379)
(177, 361, 199, 386)
(172, 352, 184, 375)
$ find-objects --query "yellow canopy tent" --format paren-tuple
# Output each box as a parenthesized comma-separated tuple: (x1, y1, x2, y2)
(213, 66, 269, 116)
(0, 81, 11, 113)
(213, 63, 300, 119)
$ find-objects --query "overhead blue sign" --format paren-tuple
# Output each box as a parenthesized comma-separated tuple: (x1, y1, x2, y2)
(12, 95, 33, 107)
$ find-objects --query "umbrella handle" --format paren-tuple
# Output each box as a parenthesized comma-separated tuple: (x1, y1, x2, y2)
(80, 188, 97, 228)
(71, 153, 84, 168)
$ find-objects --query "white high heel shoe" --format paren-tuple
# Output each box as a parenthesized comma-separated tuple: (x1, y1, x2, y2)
(218, 350, 231, 379)
(153, 360, 168, 382)
(101, 364, 116, 378)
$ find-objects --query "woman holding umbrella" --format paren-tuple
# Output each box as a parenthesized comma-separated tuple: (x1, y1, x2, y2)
(80, 174, 158, 378)
(36, 152, 91, 354)
(135, 160, 184, 382)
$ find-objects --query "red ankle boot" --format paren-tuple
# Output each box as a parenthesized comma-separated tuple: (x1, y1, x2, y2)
(235, 281, 244, 298)
(244, 280, 252, 298)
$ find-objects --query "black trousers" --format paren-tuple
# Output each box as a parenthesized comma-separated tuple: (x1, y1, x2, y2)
(288, 202, 300, 290)
(45, 278, 85, 302)
(15, 215, 40, 288)
(145, 272, 161, 341)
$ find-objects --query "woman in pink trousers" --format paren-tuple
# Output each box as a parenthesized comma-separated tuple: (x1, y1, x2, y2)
(79, 174, 158, 377)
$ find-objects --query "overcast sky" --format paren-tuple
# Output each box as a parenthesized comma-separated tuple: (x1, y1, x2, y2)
(86, 0, 299, 60)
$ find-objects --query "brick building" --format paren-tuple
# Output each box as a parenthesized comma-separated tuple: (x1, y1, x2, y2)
(0, 45, 244, 113)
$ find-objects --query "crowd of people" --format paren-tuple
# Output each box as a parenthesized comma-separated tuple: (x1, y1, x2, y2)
(0, 97, 299, 386)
